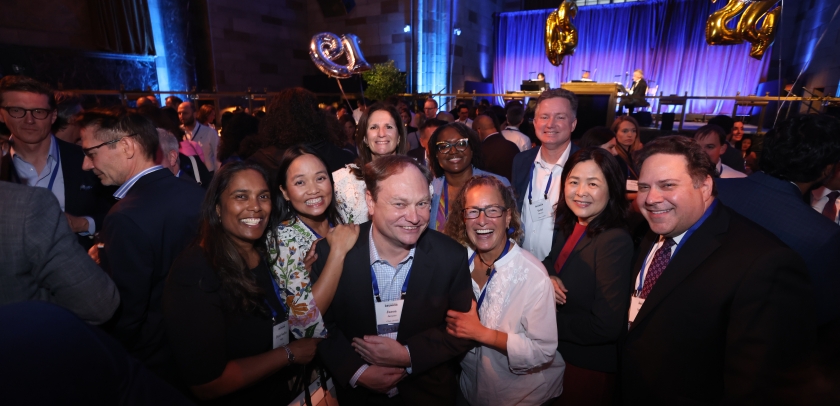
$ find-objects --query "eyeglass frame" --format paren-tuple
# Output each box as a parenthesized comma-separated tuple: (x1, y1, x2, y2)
(463, 204, 508, 219)
(0, 106, 54, 120)
(435, 138, 470, 155)
(82, 133, 138, 158)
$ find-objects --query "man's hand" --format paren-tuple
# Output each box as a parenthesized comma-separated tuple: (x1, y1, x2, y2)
(64, 213, 89, 234)
(352, 336, 411, 367)
(446, 300, 487, 341)
(356, 365, 407, 393)
(549, 275, 568, 305)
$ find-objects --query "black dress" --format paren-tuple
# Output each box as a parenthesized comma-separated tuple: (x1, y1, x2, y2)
(164, 245, 296, 405)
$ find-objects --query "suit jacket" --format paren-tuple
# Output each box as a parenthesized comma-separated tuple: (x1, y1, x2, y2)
(717, 172, 840, 325)
(177, 152, 211, 188)
(0, 181, 119, 325)
(542, 227, 633, 373)
(620, 202, 816, 404)
(511, 143, 580, 211)
(0, 137, 113, 248)
(480, 132, 520, 182)
(310, 222, 474, 406)
(720, 144, 746, 174)
(407, 146, 427, 167)
(99, 169, 205, 378)
(628, 79, 648, 104)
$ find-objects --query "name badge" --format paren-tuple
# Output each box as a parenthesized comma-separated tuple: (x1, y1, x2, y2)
(626, 179, 639, 192)
(374, 299, 404, 335)
(273, 320, 290, 349)
(628, 296, 645, 327)
(529, 198, 553, 221)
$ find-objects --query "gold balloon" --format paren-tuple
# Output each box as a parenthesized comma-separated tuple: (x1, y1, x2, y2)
(545, 0, 578, 66)
(705, 0, 781, 59)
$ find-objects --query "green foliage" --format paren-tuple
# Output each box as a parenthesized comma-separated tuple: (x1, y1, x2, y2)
(362, 60, 405, 102)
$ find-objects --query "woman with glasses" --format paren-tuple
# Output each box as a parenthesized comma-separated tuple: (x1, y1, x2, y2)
(542, 148, 633, 405)
(428, 122, 510, 231)
(444, 176, 565, 406)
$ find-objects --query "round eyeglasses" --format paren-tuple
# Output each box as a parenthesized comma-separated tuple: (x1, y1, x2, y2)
(436, 138, 470, 154)
(1, 106, 53, 120)
(463, 205, 507, 219)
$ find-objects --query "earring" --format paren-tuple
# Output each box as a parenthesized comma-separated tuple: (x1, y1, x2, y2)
(507, 227, 514, 235)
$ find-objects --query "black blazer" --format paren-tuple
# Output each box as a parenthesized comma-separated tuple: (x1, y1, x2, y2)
(177, 153, 211, 188)
(628, 78, 648, 104)
(310, 222, 474, 406)
(0, 138, 113, 248)
(619, 202, 816, 404)
(480, 132, 520, 181)
(99, 168, 205, 380)
(542, 227, 633, 373)
(511, 143, 580, 211)
(407, 146, 427, 166)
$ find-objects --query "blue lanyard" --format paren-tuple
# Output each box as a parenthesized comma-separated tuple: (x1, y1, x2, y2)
(47, 137, 61, 191)
(265, 265, 289, 321)
(470, 240, 512, 311)
(442, 177, 449, 219)
(299, 217, 333, 240)
(635, 199, 718, 292)
(527, 162, 553, 204)
(192, 122, 201, 140)
(371, 262, 413, 303)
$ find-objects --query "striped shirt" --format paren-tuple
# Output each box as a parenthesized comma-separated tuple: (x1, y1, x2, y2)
(113, 165, 165, 200)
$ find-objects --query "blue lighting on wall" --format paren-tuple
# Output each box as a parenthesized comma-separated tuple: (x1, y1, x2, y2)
(147, 0, 181, 93)
(417, 0, 452, 103)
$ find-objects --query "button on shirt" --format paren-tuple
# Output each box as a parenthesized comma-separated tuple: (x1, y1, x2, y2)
(521, 144, 572, 261)
(11, 135, 95, 235)
(349, 231, 416, 390)
(811, 186, 840, 225)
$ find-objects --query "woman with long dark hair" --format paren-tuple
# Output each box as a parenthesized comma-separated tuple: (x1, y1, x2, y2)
(542, 147, 634, 405)
(269, 145, 359, 339)
(164, 161, 318, 404)
(611, 115, 643, 182)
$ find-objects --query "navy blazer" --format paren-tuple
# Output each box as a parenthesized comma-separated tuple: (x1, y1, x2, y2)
(99, 168, 205, 379)
(717, 172, 840, 325)
(511, 143, 580, 211)
(310, 222, 474, 406)
(0, 138, 113, 248)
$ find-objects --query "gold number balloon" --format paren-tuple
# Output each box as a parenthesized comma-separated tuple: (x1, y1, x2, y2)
(545, 0, 578, 66)
(705, 0, 781, 59)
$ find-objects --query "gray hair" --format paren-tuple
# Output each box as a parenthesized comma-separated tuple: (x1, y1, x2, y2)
(157, 128, 179, 157)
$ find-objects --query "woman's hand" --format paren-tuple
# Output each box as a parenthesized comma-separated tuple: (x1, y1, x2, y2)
(326, 224, 360, 255)
(549, 276, 568, 305)
(445, 300, 487, 342)
(303, 240, 318, 273)
(287, 338, 321, 364)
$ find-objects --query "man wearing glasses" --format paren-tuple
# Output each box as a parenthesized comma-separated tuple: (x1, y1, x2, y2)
(0, 75, 109, 249)
(76, 107, 205, 384)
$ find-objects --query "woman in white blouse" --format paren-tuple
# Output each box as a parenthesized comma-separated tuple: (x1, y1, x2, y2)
(444, 175, 565, 406)
(333, 103, 409, 224)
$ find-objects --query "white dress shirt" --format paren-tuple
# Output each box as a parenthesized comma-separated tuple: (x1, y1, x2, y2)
(501, 126, 532, 152)
(521, 144, 572, 261)
(182, 122, 220, 171)
(716, 160, 746, 179)
(811, 186, 840, 225)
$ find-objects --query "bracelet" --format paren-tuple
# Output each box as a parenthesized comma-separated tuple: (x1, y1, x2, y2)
(282, 345, 295, 364)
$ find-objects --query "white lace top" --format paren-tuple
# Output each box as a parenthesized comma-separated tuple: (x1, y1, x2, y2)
(460, 241, 566, 406)
(333, 164, 435, 225)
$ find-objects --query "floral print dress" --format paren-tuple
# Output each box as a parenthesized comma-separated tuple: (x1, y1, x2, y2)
(267, 219, 328, 339)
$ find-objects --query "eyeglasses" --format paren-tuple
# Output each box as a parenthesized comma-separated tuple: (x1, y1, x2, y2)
(463, 205, 507, 219)
(436, 138, 470, 154)
(0, 106, 53, 120)
(82, 134, 137, 158)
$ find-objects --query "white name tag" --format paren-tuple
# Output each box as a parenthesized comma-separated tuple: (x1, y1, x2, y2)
(529, 198, 553, 221)
(273, 320, 290, 349)
(628, 296, 645, 326)
(374, 299, 405, 335)
(626, 179, 638, 192)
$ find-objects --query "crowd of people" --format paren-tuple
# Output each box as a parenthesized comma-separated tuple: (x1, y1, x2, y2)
(1, 73, 840, 405)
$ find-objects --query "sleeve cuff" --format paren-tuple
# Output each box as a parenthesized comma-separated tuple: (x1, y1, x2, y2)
(404, 345, 413, 374)
(349, 364, 369, 388)
(79, 216, 95, 236)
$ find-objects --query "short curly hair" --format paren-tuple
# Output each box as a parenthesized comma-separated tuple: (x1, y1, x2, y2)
(443, 175, 523, 249)
(257, 88, 332, 150)
(759, 115, 840, 183)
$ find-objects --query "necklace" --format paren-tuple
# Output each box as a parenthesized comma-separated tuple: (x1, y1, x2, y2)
(477, 250, 503, 276)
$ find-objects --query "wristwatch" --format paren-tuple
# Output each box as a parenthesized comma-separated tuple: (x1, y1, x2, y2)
(282, 345, 295, 364)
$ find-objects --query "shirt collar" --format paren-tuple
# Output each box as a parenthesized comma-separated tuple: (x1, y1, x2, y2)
(534, 143, 571, 169)
(368, 228, 415, 266)
(10, 134, 58, 164)
(113, 165, 165, 199)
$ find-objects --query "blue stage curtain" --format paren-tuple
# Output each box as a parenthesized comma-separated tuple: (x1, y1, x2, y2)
(494, 0, 771, 115)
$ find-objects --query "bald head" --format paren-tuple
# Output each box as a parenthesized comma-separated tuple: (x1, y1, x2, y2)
(472, 114, 498, 140)
(177, 101, 195, 127)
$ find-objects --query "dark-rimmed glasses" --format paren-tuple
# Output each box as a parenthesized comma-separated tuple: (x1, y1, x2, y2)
(463, 205, 507, 219)
(0, 106, 53, 120)
(82, 134, 137, 158)
(436, 138, 470, 154)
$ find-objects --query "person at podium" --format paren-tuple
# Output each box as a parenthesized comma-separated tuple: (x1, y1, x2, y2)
(580, 70, 593, 82)
(619, 69, 648, 114)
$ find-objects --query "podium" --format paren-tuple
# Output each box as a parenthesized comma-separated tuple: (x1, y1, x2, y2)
(560, 82, 621, 139)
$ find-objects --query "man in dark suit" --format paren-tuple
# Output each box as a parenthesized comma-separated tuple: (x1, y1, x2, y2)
(78, 108, 205, 382)
(708, 115, 747, 173)
(511, 89, 580, 261)
(0, 75, 111, 249)
(310, 155, 474, 406)
(619, 69, 648, 114)
(717, 115, 840, 326)
(472, 113, 519, 181)
(407, 118, 445, 167)
(622, 136, 815, 404)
